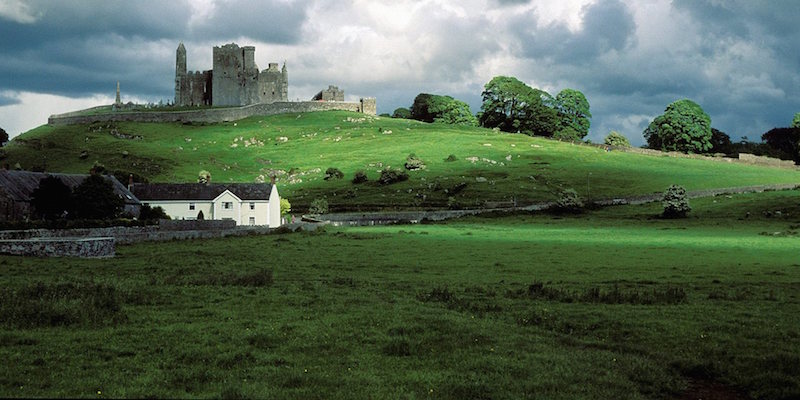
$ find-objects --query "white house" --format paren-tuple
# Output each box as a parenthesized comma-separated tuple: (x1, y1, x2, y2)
(132, 182, 281, 227)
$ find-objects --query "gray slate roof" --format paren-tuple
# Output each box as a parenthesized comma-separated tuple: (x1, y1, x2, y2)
(0, 170, 139, 204)
(132, 183, 272, 201)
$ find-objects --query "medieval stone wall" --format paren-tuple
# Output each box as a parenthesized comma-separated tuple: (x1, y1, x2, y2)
(48, 100, 374, 126)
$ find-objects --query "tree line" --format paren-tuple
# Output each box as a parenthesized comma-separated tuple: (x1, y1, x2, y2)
(385, 76, 800, 163)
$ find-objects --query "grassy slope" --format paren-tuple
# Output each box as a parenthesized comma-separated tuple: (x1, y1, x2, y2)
(4, 111, 798, 210)
(1, 190, 798, 399)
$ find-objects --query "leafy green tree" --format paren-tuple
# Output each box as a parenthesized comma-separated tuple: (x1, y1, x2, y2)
(554, 89, 591, 139)
(71, 174, 124, 219)
(644, 99, 712, 153)
(0, 127, 8, 146)
(604, 131, 630, 147)
(410, 93, 476, 126)
(31, 176, 73, 220)
(392, 107, 411, 119)
(478, 76, 559, 136)
(793, 112, 800, 128)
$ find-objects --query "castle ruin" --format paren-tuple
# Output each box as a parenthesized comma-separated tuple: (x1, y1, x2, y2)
(175, 42, 288, 107)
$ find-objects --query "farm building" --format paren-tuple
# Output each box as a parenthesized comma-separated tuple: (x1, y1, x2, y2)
(131, 182, 281, 227)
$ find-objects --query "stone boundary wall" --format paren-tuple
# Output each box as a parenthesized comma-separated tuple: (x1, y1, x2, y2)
(48, 101, 370, 126)
(598, 144, 798, 169)
(0, 237, 114, 258)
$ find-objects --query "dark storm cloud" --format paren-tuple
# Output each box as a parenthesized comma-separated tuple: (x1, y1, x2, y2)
(0, 0, 309, 100)
(0, 93, 21, 107)
(514, 0, 635, 64)
(190, 1, 307, 44)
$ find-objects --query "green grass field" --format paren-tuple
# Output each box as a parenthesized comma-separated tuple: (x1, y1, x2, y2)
(2, 190, 798, 399)
(4, 111, 798, 210)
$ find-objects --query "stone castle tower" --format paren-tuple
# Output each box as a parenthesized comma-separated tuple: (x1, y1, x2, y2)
(174, 42, 288, 107)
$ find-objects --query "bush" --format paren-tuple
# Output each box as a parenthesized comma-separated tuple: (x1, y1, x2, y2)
(324, 167, 344, 180)
(553, 127, 583, 142)
(352, 170, 368, 184)
(553, 188, 584, 213)
(139, 204, 169, 221)
(309, 198, 329, 214)
(445, 154, 458, 162)
(404, 153, 425, 170)
(604, 131, 631, 147)
(379, 168, 409, 185)
(662, 184, 691, 218)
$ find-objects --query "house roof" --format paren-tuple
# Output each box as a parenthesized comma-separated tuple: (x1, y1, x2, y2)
(131, 183, 272, 201)
(0, 170, 139, 204)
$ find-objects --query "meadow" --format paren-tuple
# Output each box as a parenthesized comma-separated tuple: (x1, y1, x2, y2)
(5, 111, 799, 211)
(1, 189, 799, 399)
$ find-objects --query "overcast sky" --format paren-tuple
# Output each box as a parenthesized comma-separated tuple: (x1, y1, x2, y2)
(1, 0, 799, 146)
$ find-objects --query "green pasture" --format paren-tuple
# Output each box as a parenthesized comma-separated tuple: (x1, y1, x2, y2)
(5, 111, 798, 210)
(1, 190, 799, 398)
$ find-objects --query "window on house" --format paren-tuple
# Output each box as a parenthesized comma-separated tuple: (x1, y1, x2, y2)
(223, 202, 233, 209)
(189, 203, 195, 210)
(249, 202, 255, 210)
(249, 217, 256, 226)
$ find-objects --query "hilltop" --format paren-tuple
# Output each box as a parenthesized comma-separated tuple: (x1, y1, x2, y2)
(3, 111, 798, 211)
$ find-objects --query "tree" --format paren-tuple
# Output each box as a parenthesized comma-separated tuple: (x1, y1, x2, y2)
(410, 93, 477, 126)
(793, 112, 800, 128)
(30, 176, 73, 220)
(478, 76, 559, 136)
(392, 107, 411, 119)
(604, 131, 631, 147)
(71, 174, 124, 219)
(554, 89, 591, 139)
(708, 128, 732, 154)
(0, 127, 8, 147)
(761, 127, 800, 163)
(644, 99, 712, 153)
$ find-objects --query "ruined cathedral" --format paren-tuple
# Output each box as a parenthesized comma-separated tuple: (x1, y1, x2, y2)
(174, 42, 288, 107)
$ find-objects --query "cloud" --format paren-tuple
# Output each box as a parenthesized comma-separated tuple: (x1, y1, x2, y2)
(1, 0, 799, 147)
(189, 0, 308, 44)
(0, 0, 41, 24)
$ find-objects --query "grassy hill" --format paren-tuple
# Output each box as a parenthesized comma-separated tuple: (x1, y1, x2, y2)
(4, 111, 798, 210)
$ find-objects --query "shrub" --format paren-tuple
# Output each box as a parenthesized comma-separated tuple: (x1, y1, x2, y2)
(445, 154, 457, 162)
(198, 170, 211, 184)
(324, 167, 344, 180)
(139, 204, 169, 221)
(379, 168, 409, 185)
(553, 188, 584, 213)
(662, 184, 691, 218)
(604, 131, 631, 147)
(280, 198, 291, 216)
(352, 170, 368, 184)
(404, 153, 425, 170)
(309, 198, 329, 214)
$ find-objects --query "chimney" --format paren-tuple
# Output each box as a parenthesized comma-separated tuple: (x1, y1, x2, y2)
(128, 174, 134, 191)
(270, 175, 276, 184)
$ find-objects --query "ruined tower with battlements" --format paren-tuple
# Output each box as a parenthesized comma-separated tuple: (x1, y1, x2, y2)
(175, 42, 288, 107)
